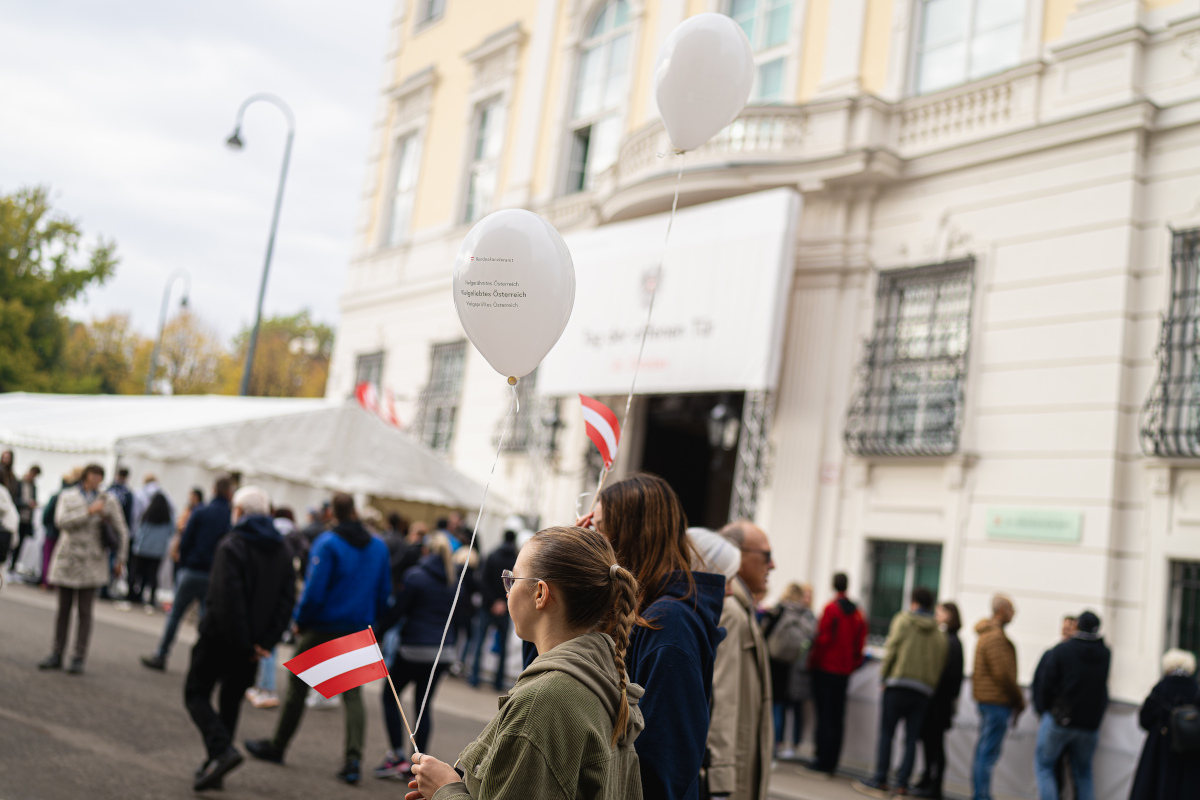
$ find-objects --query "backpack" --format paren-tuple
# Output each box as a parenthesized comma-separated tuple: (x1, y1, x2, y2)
(1169, 703, 1200, 754)
(767, 606, 809, 663)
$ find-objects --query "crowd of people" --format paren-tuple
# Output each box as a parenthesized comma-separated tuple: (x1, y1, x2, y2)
(2, 448, 1198, 799)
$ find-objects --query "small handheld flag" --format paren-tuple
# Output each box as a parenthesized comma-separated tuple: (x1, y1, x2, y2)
(580, 394, 621, 469)
(284, 628, 388, 699)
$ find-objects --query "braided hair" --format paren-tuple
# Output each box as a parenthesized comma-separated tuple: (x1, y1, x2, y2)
(526, 526, 640, 747)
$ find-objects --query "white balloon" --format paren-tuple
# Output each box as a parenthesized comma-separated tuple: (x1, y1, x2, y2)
(452, 209, 576, 381)
(654, 13, 755, 152)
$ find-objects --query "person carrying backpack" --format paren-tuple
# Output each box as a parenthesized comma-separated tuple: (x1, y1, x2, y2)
(1129, 648, 1200, 799)
(762, 582, 817, 761)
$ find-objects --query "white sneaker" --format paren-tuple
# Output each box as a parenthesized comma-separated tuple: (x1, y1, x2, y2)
(143, 604, 156, 615)
(779, 747, 796, 760)
(114, 601, 132, 611)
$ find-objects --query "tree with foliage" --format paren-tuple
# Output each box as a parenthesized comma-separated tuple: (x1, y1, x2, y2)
(59, 313, 152, 394)
(229, 311, 333, 397)
(0, 186, 118, 391)
(156, 310, 236, 395)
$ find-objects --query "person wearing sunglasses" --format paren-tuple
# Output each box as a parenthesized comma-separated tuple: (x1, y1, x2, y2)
(406, 526, 645, 800)
(563, 474, 726, 800)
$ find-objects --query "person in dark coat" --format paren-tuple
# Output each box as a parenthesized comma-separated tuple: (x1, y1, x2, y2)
(371, 532, 459, 779)
(1032, 611, 1111, 800)
(1129, 648, 1200, 800)
(184, 486, 296, 792)
(469, 529, 518, 690)
(142, 476, 234, 670)
(913, 602, 964, 799)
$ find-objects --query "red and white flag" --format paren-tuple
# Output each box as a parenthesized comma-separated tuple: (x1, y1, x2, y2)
(354, 382, 379, 415)
(580, 394, 621, 469)
(283, 629, 388, 699)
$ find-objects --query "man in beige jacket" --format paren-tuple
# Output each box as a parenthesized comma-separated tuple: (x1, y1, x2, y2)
(706, 520, 775, 800)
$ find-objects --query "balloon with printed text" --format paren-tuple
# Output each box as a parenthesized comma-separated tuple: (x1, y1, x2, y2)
(654, 13, 755, 153)
(452, 209, 576, 381)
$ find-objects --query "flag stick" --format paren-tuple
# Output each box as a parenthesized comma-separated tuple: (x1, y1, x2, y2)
(369, 626, 419, 755)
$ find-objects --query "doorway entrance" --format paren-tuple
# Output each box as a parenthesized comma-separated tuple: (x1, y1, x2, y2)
(639, 392, 744, 530)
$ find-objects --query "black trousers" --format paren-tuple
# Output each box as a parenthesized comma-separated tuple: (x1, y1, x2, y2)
(382, 653, 447, 755)
(127, 555, 161, 605)
(919, 716, 948, 797)
(812, 670, 851, 773)
(184, 635, 257, 760)
(873, 687, 930, 790)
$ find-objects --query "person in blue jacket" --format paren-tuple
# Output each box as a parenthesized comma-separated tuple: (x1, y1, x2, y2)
(526, 473, 726, 800)
(245, 492, 391, 785)
(371, 531, 459, 780)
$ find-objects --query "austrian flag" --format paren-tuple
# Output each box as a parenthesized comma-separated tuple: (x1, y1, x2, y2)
(580, 394, 621, 469)
(283, 629, 389, 699)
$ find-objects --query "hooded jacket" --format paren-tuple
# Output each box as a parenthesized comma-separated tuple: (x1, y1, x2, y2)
(1031, 634, 1110, 730)
(433, 631, 645, 800)
(809, 593, 867, 676)
(379, 552, 460, 659)
(972, 618, 1024, 710)
(178, 496, 232, 573)
(294, 520, 391, 633)
(199, 515, 296, 655)
(881, 609, 948, 695)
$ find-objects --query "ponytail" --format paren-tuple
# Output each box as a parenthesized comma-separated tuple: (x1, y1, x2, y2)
(607, 562, 638, 746)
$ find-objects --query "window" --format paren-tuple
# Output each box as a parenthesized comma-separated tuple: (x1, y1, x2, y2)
(497, 368, 538, 452)
(727, 0, 792, 104)
(1169, 561, 1200, 660)
(415, 340, 467, 453)
(418, 0, 445, 25)
(385, 132, 423, 247)
(866, 541, 944, 640)
(914, 0, 1024, 95)
(354, 352, 384, 390)
(1141, 229, 1200, 457)
(567, 0, 632, 193)
(464, 97, 507, 224)
(845, 259, 974, 456)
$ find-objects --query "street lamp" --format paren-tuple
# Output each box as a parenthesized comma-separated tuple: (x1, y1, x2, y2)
(226, 93, 295, 396)
(144, 269, 191, 394)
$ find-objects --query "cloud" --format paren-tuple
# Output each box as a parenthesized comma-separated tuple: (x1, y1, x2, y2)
(0, 0, 393, 341)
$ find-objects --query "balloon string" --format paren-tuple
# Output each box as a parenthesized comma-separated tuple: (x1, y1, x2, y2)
(410, 380, 520, 754)
(620, 152, 685, 445)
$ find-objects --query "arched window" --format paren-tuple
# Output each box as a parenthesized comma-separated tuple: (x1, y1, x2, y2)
(566, 0, 632, 193)
(727, 0, 792, 104)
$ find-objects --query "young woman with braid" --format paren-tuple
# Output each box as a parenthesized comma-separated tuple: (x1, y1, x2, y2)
(407, 526, 645, 800)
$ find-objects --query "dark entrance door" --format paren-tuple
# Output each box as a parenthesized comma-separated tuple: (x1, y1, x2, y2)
(639, 392, 743, 530)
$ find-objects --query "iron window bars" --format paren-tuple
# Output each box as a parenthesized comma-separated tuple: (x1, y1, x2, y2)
(1141, 229, 1200, 457)
(845, 259, 976, 457)
(866, 540, 943, 640)
(1169, 561, 1200, 659)
(354, 351, 384, 391)
(414, 340, 467, 453)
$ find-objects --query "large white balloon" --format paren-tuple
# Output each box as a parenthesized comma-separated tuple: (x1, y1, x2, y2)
(452, 209, 575, 381)
(655, 13, 755, 153)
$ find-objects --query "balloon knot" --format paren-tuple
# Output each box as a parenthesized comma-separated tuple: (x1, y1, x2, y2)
(507, 376, 518, 386)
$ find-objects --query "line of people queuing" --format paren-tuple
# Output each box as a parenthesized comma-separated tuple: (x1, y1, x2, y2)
(11, 458, 1199, 799)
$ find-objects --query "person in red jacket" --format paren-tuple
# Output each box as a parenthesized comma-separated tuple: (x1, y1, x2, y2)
(805, 572, 867, 776)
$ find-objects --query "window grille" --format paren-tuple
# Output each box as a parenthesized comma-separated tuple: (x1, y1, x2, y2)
(866, 541, 943, 640)
(354, 352, 384, 390)
(414, 340, 467, 453)
(845, 259, 975, 457)
(1169, 561, 1200, 660)
(1141, 229, 1200, 457)
(914, 0, 1025, 95)
(726, 0, 792, 103)
(566, 0, 631, 193)
(496, 368, 538, 452)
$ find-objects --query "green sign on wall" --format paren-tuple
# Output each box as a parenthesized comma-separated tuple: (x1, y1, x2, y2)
(985, 507, 1082, 543)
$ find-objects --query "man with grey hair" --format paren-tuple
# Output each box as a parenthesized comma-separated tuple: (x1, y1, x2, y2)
(705, 519, 775, 800)
(185, 485, 295, 792)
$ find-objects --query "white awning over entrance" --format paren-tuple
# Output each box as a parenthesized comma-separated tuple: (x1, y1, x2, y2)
(538, 187, 801, 397)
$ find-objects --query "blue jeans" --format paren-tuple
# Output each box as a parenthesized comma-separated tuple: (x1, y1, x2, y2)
(469, 608, 511, 689)
(256, 647, 277, 693)
(1035, 713, 1097, 800)
(156, 568, 209, 659)
(773, 700, 804, 746)
(973, 703, 1012, 800)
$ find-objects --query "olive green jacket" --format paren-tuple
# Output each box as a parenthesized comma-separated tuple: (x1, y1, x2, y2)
(880, 609, 948, 694)
(433, 631, 645, 800)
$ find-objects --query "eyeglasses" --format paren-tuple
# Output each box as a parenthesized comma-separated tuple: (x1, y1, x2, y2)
(501, 569, 540, 594)
(741, 548, 772, 563)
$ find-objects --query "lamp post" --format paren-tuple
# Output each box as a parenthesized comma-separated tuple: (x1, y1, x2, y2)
(226, 93, 295, 396)
(144, 269, 191, 394)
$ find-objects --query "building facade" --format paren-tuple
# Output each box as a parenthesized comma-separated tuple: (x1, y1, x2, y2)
(328, 0, 1200, 704)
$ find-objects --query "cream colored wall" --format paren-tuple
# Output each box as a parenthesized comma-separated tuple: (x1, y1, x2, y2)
(860, 0, 892, 95)
(1043, 0, 1079, 42)
(530, 2, 572, 200)
(797, 0, 830, 100)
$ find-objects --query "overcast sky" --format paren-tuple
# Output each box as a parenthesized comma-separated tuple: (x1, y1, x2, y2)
(1, 0, 393, 340)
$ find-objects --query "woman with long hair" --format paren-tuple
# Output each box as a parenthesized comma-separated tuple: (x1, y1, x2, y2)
(408, 525, 644, 800)
(129, 492, 174, 609)
(913, 601, 964, 799)
(374, 532, 460, 780)
(555, 473, 726, 800)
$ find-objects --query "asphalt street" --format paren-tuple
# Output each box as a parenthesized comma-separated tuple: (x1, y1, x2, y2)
(0, 582, 490, 800)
